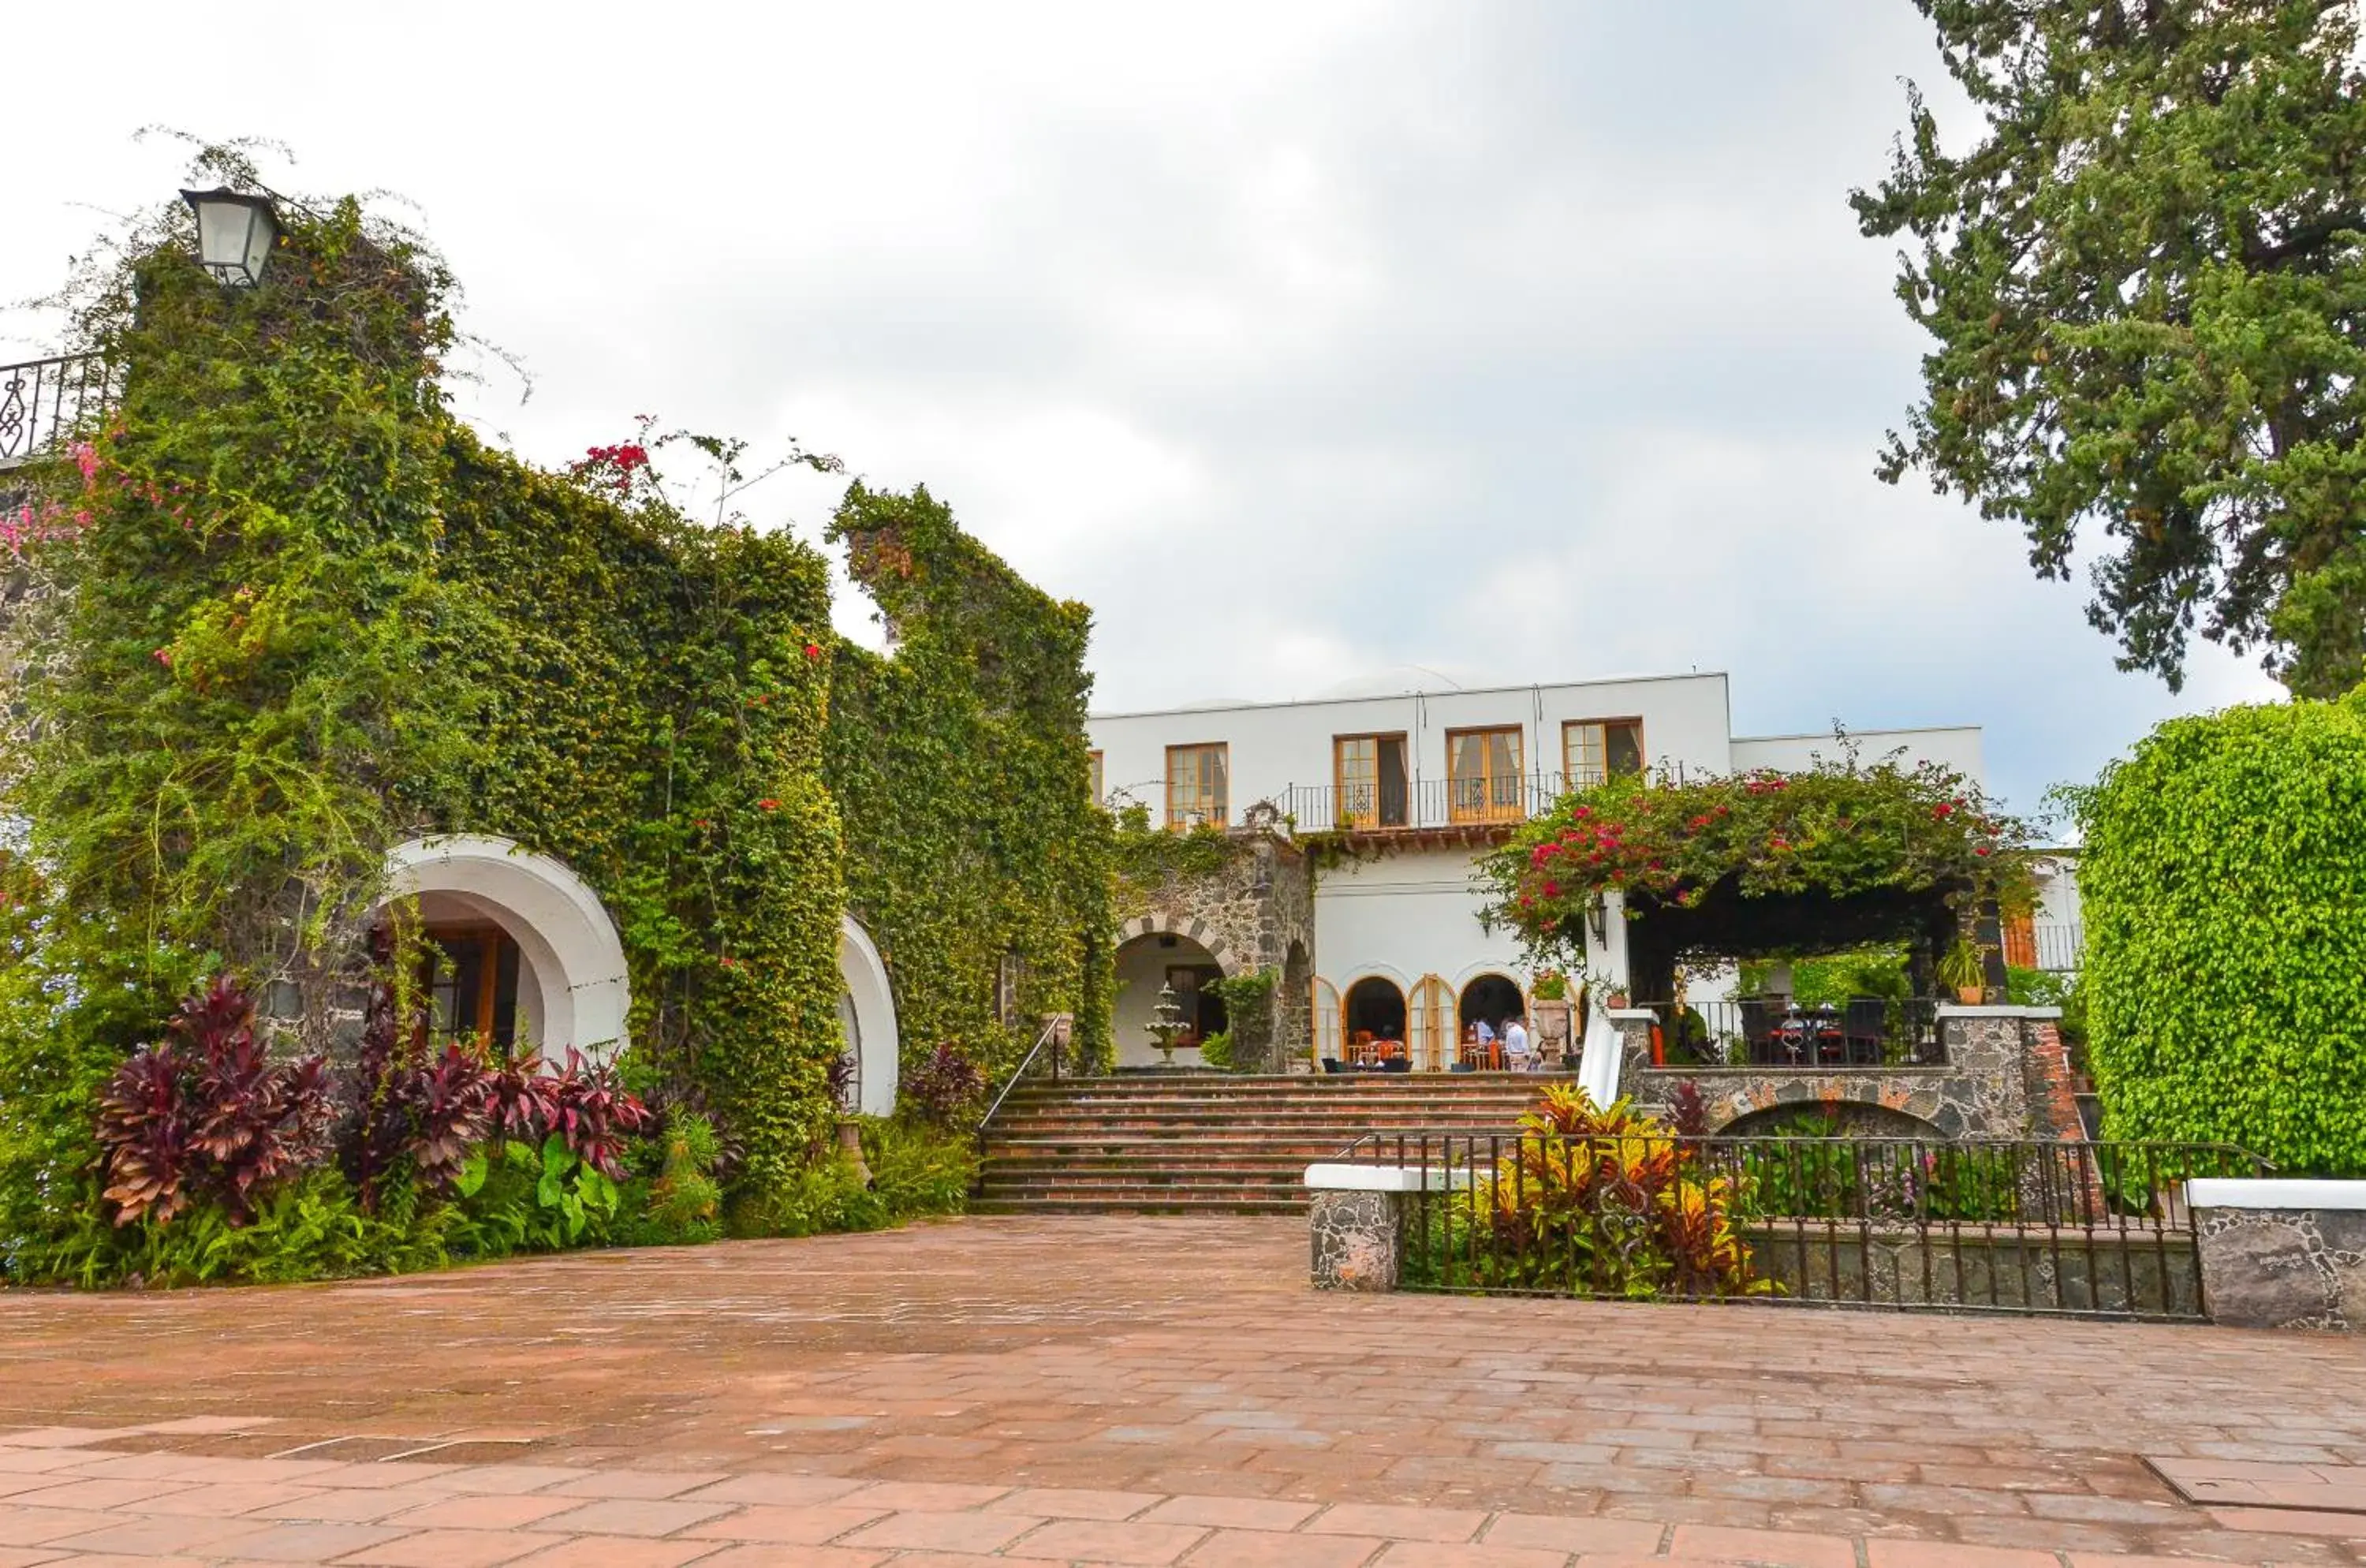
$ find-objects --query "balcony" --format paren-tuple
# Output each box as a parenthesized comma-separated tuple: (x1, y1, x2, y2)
(1, 354, 117, 473)
(1278, 771, 1587, 840)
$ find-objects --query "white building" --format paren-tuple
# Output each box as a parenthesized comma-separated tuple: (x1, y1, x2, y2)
(1089, 670, 1984, 1070)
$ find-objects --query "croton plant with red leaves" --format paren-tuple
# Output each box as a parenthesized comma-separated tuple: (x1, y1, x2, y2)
(1480, 760, 2033, 964)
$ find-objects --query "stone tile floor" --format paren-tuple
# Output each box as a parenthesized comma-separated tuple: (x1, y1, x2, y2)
(0, 1215, 2362, 1566)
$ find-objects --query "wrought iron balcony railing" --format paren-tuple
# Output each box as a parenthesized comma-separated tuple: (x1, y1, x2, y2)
(1278, 771, 1586, 834)
(0, 354, 117, 472)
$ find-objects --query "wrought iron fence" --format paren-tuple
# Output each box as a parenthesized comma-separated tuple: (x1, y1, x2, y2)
(1279, 771, 1578, 833)
(1337, 1129, 2267, 1320)
(1633, 997, 1946, 1068)
(0, 355, 116, 470)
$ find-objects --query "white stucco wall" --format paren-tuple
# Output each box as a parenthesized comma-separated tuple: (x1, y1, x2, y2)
(1089, 672, 1740, 819)
(1728, 726, 1986, 786)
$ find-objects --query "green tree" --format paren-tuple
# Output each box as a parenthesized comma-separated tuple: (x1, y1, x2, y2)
(1855, 1, 2366, 696)
(2073, 691, 2366, 1174)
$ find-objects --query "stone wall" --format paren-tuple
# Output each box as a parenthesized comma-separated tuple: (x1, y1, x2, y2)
(2193, 1195, 2366, 1331)
(1625, 1007, 2084, 1141)
(1114, 823, 1316, 1072)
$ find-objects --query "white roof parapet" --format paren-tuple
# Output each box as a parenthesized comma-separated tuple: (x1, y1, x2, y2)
(2186, 1178, 2366, 1211)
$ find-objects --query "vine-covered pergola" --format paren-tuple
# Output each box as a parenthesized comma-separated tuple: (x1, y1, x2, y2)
(1480, 760, 2034, 1003)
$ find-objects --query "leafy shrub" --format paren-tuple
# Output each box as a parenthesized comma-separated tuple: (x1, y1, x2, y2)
(630, 1111, 725, 1245)
(901, 1043, 985, 1126)
(453, 1134, 626, 1254)
(862, 1118, 977, 1217)
(95, 976, 333, 1226)
(1408, 1088, 1767, 1300)
(2073, 694, 2366, 1174)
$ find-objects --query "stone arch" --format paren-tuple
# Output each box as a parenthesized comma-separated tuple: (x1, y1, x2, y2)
(838, 916, 899, 1118)
(1114, 909, 1244, 978)
(1709, 1086, 1949, 1141)
(383, 834, 629, 1061)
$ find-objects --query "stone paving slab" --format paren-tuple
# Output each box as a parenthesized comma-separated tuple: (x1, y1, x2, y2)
(0, 1215, 2361, 1564)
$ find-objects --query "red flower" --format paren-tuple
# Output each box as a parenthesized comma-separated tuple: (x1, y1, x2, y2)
(1543, 880, 1561, 898)
(152, 648, 173, 667)
(758, 798, 780, 812)
(803, 642, 823, 660)
(1933, 802, 1954, 818)
(1974, 845, 1991, 857)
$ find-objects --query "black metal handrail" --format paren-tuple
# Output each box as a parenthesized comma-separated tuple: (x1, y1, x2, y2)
(0, 354, 116, 470)
(1329, 1129, 2267, 1320)
(977, 1015, 1070, 1137)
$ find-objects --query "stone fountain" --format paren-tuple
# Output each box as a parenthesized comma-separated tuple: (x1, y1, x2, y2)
(1144, 982, 1191, 1068)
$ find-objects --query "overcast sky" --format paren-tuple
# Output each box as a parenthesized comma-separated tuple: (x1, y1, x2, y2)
(4, 2, 2284, 823)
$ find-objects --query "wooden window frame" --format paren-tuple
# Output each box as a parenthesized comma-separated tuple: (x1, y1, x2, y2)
(1164, 741, 1230, 830)
(1330, 731, 1409, 830)
(1562, 716, 1645, 790)
(1445, 725, 1526, 823)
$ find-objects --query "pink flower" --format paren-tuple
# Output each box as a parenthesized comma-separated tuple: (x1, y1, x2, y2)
(153, 648, 174, 667)
(69, 442, 98, 483)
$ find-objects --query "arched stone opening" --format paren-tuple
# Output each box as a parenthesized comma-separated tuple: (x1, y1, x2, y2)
(383, 835, 630, 1062)
(1114, 909, 1243, 979)
(838, 916, 899, 1118)
(1717, 1097, 1945, 1141)
(1114, 930, 1228, 1067)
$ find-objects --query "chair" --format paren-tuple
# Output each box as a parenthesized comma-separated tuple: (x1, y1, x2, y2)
(1320, 1057, 1348, 1075)
(1737, 999, 1776, 1064)
(1842, 999, 1889, 1064)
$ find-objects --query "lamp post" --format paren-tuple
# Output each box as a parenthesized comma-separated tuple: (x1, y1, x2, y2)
(179, 189, 280, 287)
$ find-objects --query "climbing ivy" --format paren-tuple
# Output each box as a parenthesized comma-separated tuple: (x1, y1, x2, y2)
(825, 483, 1115, 1083)
(0, 164, 1110, 1256)
(430, 432, 847, 1210)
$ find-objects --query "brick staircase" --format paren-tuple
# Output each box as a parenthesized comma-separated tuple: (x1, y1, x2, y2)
(973, 1073, 1554, 1215)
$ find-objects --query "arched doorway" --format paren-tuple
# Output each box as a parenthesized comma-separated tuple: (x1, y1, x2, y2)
(838, 917, 900, 1117)
(384, 835, 630, 1060)
(1114, 930, 1230, 1067)
(1344, 976, 1406, 1047)
(1459, 973, 1526, 1036)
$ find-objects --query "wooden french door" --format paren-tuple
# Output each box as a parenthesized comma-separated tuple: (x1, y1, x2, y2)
(1313, 977, 1342, 1062)
(1408, 976, 1452, 1071)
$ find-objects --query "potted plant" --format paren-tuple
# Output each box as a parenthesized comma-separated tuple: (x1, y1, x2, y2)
(1937, 940, 1985, 1006)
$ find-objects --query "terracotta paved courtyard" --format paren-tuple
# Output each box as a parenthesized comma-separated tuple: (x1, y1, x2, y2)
(2, 1215, 2364, 1566)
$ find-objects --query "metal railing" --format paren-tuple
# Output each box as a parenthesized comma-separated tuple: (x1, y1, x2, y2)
(1338, 1129, 2267, 1320)
(1280, 771, 1584, 833)
(0, 354, 117, 470)
(1633, 997, 1946, 1068)
(2031, 922, 2083, 973)
(977, 1015, 1071, 1137)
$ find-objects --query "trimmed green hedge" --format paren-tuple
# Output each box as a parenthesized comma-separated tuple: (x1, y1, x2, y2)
(2077, 694, 2366, 1175)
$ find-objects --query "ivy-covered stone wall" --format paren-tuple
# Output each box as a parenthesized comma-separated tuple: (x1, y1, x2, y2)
(431, 433, 848, 1208)
(825, 483, 1115, 1084)
(0, 185, 1112, 1247)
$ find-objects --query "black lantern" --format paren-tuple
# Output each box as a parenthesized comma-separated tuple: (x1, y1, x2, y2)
(1584, 891, 1610, 946)
(179, 188, 280, 287)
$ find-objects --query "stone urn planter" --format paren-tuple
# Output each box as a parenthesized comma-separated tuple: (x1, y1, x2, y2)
(836, 1118, 871, 1186)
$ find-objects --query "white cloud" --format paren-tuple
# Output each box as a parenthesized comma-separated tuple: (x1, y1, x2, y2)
(0, 0, 2292, 819)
